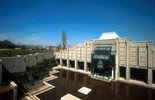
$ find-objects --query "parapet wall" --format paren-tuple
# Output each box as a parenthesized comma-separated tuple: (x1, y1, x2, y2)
(25, 55, 37, 67)
(0, 52, 53, 73)
(0, 57, 26, 73)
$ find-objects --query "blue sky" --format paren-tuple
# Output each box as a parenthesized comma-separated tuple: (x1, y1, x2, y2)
(0, 0, 155, 46)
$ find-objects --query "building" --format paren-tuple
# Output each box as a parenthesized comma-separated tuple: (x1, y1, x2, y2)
(25, 45, 43, 50)
(55, 32, 155, 88)
(0, 52, 54, 100)
(45, 46, 60, 51)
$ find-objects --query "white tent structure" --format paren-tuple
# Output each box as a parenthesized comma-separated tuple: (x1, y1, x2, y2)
(99, 32, 120, 40)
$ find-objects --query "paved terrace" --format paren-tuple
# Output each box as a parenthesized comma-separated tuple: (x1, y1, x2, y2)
(37, 68, 155, 100)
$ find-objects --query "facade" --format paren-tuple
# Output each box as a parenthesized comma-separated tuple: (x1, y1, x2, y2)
(0, 57, 26, 73)
(25, 55, 37, 67)
(0, 52, 54, 100)
(55, 32, 155, 88)
(0, 52, 53, 73)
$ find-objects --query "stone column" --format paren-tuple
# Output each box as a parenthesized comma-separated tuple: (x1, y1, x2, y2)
(84, 62, 87, 71)
(148, 68, 152, 85)
(147, 42, 153, 85)
(75, 46, 77, 70)
(10, 81, 17, 100)
(126, 39, 130, 80)
(91, 41, 93, 53)
(60, 50, 62, 66)
(84, 42, 87, 72)
(67, 48, 69, 68)
(115, 40, 120, 80)
(111, 67, 114, 79)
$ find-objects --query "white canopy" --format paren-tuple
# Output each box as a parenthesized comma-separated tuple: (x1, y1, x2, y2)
(99, 32, 120, 40)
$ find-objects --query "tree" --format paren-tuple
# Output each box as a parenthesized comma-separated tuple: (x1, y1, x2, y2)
(61, 30, 67, 49)
(0, 39, 16, 49)
(58, 43, 61, 50)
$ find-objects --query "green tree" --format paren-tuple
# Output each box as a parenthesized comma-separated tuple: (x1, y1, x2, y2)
(61, 30, 67, 49)
(0, 40, 16, 49)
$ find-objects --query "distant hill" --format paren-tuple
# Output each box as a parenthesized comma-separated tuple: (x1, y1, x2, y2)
(0, 40, 17, 49)
(0, 40, 43, 50)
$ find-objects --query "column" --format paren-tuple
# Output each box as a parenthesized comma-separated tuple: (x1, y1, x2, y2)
(126, 39, 130, 80)
(148, 68, 152, 85)
(10, 81, 17, 100)
(147, 42, 153, 85)
(84, 42, 87, 72)
(75, 46, 77, 70)
(111, 67, 114, 79)
(60, 50, 62, 66)
(84, 62, 87, 72)
(115, 40, 120, 80)
(67, 48, 69, 68)
(91, 41, 93, 52)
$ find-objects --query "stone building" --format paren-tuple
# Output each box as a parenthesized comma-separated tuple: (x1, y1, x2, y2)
(55, 32, 155, 88)
(0, 57, 26, 73)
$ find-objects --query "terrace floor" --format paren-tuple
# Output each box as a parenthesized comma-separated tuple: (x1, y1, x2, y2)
(37, 69, 155, 100)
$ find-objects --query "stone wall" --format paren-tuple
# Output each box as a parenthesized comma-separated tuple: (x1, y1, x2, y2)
(35, 53, 43, 63)
(25, 55, 37, 67)
(0, 52, 53, 73)
(0, 57, 26, 73)
(43, 52, 53, 59)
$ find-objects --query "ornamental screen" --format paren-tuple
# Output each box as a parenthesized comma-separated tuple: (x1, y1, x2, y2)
(91, 46, 115, 78)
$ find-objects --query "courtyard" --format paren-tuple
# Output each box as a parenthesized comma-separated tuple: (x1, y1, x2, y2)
(37, 69, 155, 100)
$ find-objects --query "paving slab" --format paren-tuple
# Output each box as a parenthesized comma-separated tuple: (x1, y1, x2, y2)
(78, 87, 92, 95)
(60, 93, 81, 100)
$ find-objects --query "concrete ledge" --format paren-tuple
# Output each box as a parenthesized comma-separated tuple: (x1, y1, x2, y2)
(60, 66, 91, 75)
(49, 70, 59, 75)
(23, 75, 57, 100)
(91, 76, 111, 82)
(118, 79, 155, 89)
(43, 75, 58, 82)
(53, 66, 61, 70)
